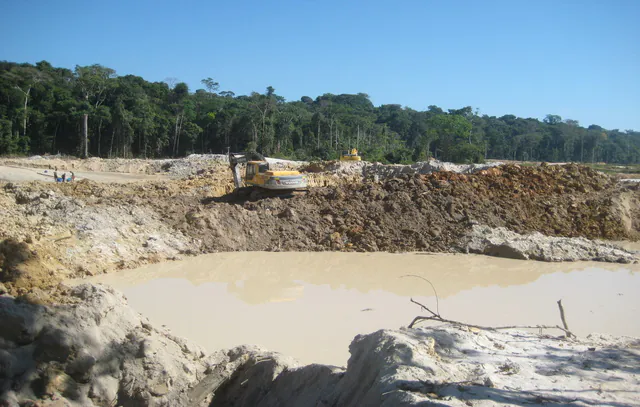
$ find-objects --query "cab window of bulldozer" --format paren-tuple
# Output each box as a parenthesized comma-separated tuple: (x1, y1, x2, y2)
(246, 164, 255, 179)
(258, 163, 270, 173)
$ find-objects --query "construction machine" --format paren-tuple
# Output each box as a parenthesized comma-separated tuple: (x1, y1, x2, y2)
(340, 148, 362, 161)
(228, 151, 308, 198)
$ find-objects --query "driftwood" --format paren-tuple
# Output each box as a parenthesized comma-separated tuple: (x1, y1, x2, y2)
(408, 297, 576, 338)
(556, 299, 576, 338)
(401, 275, 440, 316)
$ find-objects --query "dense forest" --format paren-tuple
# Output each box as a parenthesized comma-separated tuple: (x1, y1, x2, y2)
(1, 60, 639, 164)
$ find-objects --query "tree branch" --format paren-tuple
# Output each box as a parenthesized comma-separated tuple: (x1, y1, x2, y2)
(408, 314, 575, 337)
(556, 299, 575, 338)
(401, 275, 440, 316)
(410, 298, 439, 318)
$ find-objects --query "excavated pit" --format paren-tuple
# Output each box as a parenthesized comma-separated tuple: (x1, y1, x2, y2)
(1, 159, 640, 406)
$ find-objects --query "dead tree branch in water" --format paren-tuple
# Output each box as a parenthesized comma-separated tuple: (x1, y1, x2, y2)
(410, 298, 439, 318)
(556, 299, 576, 338)
(408, 298, 576, 338)
(401, 275, 440, 316)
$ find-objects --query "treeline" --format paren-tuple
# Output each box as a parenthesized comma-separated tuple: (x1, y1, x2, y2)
(1, 60, 639, 164)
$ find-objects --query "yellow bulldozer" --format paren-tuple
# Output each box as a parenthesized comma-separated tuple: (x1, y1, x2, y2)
(228, 151, 308, 199)
(340, 148, 362, 161)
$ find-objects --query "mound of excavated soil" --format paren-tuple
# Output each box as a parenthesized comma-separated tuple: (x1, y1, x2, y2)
(172, 164, 640, 254)
(301, 158, 502, 179)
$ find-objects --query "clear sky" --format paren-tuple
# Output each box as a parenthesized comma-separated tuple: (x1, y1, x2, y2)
(2, 0, 639, 130)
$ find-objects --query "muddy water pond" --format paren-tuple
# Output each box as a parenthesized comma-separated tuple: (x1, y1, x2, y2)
(80, 252, 640, 366)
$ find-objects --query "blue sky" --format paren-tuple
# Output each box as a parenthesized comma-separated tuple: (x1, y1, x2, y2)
(2, 0, 639, 130)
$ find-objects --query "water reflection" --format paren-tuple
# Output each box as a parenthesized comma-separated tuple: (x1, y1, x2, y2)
(83, 252, 637, 304)
(75, 252, 640, 365)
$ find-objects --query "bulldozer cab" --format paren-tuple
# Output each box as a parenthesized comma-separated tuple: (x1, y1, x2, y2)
(246, 161, 270, 180)
(340, 148, 361, 161)
(228, 152, 308, 194)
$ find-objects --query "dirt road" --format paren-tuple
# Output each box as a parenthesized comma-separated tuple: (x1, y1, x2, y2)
(0, 165, 167, 183)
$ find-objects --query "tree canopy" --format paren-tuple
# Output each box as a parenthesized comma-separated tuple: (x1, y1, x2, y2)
(1, 60, 639, 164)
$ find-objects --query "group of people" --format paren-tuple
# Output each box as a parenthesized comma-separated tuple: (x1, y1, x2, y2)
(52, 168, 75, 183)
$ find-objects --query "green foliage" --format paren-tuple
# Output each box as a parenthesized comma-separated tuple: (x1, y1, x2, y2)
(246, 141, 258, 153)
(544, 114, 562, 125)
(448, 143, 485, 164)
(0, 60, 639, 164)
(0, 118, 19, 154)
(385, 147, 413, 164)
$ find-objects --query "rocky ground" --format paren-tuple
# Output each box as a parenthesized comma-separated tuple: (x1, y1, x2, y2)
(460, 224, 639, 262)
(0, 284, 212, 406)
(1, 156, 640, 406)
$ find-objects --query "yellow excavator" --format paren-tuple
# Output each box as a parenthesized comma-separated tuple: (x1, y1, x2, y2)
(229, 151, 308, 198)
(340, 148, 362, 161)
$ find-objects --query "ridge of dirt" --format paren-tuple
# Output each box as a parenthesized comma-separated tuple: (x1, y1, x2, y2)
(173, 164, 640, 254)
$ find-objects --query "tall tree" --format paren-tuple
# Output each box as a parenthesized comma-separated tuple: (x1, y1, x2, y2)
(74, 64, 116, 158)
(201, 77, 219, 94)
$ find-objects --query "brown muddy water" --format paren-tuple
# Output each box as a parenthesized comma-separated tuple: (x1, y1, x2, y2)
(77, 252, 640, 366)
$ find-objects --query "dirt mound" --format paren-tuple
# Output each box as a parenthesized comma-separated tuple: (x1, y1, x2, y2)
(174, 164, 638, 254)
(0, 238, 71, 302)
(301, 160, 368, 175)
(460, 224, 637, 262)
(0, 156, 165, 174)
(0, 283, 214, 406)
(361, 159, 503, 181)
(300, 159, 503, 181)
(211, 326, 640, 407)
